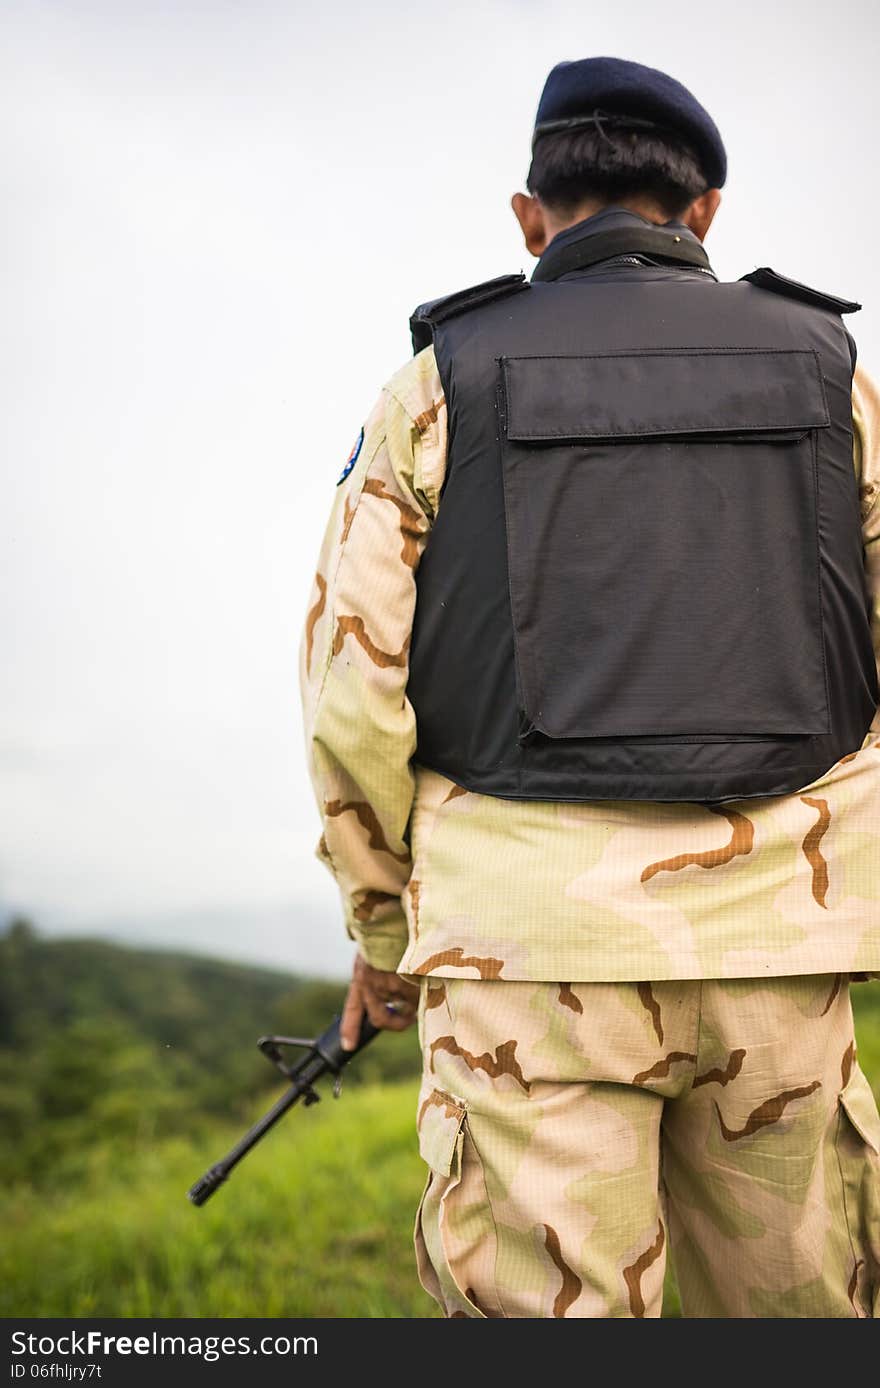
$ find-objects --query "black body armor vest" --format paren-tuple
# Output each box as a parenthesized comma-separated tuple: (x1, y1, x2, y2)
(407, 216, 877, 803)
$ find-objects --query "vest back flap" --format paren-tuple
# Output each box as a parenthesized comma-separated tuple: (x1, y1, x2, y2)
(498, 347, 833, 743)
(503, 350, 830, 439)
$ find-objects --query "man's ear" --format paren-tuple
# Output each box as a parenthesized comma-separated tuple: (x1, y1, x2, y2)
(683, 188, 722, 243)
(511, 191, 550, 258)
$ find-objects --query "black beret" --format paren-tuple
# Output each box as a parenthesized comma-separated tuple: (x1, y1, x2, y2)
(532, 56, 727, 189)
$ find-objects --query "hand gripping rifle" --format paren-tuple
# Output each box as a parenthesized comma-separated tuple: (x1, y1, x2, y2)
(187, 1013, 378, 1206)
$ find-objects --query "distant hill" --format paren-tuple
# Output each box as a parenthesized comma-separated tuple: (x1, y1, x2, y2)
(0, 919, 420, 1185)
(0, 917, 303, 1049)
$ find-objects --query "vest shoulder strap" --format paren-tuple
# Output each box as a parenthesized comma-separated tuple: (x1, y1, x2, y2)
(740, 265, 861, 315)
(410, 273, 529, 354)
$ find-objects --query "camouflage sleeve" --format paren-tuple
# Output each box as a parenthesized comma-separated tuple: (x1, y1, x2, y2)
(298, 347, 447, 970)
(853, 364, 880, 733)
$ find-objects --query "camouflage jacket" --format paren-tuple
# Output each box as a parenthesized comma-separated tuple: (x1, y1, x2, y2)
(298, 347, 880, 982)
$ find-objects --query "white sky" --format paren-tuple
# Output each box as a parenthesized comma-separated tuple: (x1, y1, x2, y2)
(2, 0, 878, 979)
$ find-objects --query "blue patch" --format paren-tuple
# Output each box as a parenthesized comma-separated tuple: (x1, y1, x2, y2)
(337, 427, 364, 485)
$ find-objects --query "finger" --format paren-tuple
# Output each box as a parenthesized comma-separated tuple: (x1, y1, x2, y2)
(362, 990, 396, 1031)
(378, 1008, 418, 1033)
(370, 975, 419, 1004)
(362, 987, 418, 1032)
(362, 991, 417, 1033)
(385, 978, 420, 1006)
(340, 980, 365, 1051)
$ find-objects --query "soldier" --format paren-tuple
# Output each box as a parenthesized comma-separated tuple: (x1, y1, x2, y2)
(299, 56, 880, 1317)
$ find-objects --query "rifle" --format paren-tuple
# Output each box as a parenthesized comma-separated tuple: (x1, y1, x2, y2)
(187, 1013, 379, 1206)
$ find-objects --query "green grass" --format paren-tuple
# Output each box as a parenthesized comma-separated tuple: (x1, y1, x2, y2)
(2, 986, 876, 1319)
(853, 977, 880, 1083)
(0, 1080, 438, 1318)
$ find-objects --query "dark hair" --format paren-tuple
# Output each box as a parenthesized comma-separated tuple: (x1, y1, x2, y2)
(526, 124, 707, 219)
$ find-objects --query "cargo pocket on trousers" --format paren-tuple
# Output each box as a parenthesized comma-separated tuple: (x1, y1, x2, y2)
(836, 1064, 880, 1317)
(413, 1085, 504, 1318)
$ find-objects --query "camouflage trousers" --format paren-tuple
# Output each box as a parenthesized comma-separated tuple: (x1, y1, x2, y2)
(413, 974, 880, 1318)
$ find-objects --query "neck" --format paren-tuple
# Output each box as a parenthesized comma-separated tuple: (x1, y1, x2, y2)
(543, 198, 672, 242)
(530, 212, 713, 285)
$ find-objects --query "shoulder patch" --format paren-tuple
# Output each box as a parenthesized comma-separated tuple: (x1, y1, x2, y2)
(740, 266, 861, 315)
(336, 427, 364, 486)
(410, 272, 529, 354)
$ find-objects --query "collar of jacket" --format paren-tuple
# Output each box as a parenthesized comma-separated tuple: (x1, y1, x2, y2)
(531, 205, 715, 283)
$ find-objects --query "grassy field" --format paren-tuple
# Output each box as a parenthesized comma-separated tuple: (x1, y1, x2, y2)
(1, 1080, 437, 1318)
(2, 926, 878, 1319)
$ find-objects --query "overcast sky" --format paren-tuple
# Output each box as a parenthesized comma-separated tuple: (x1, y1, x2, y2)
(3, 0, 878, 978)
